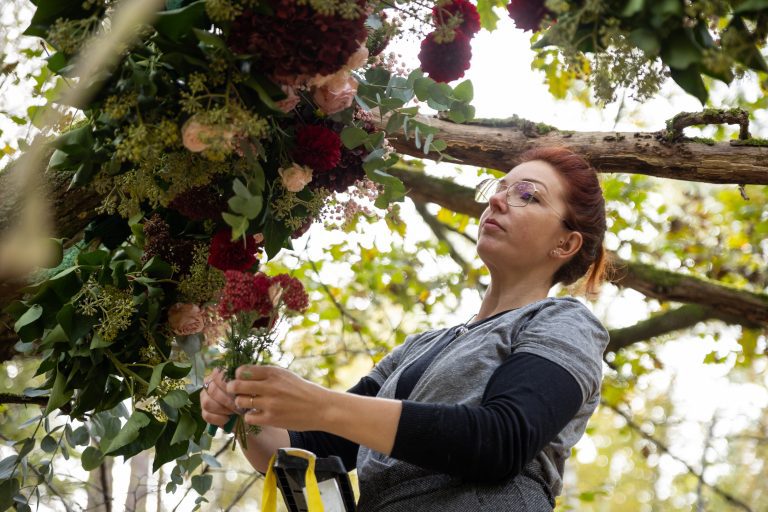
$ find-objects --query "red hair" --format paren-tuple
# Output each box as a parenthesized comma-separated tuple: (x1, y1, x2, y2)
(517, 147, 608, 296)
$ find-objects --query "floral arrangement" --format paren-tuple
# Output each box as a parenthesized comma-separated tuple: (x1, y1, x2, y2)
(6, 0, 479, 497)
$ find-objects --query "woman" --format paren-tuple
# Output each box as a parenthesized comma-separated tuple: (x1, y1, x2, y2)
(201, 146, 609, 511)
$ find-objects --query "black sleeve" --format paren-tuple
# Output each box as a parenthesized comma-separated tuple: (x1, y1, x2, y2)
(288, 376, 381, 471)
(390, 352, 583, 483)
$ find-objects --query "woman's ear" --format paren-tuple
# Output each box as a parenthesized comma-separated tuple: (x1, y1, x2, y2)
(558, 231, 583, 258)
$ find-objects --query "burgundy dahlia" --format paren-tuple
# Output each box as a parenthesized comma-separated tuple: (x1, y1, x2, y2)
(169, 186, 227, 221)
(418, 31, 473, 83)
(293, 125, 342, 172)
(208, 229, 260, 272)
(507, 0, 551, 32)
(228, 0, 368, 80)
(432, 0, 481, 37)
(142, 214, 196, 274)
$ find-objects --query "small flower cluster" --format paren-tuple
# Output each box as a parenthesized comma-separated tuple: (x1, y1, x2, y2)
(217, 270, 309, 320)
(418, 0, 481, 82)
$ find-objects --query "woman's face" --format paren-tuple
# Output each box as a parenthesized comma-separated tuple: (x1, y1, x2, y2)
(476, 160, 572, 274)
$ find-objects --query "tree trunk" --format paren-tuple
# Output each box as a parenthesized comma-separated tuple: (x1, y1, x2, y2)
(86, 457, 113, 512)
(124, 450, 149, 512)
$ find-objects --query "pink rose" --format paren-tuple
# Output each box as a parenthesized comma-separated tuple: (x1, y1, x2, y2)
(278, 163, 313, 192)
(313, 73, 358, 115)
(346, 45, 369, 70)
(168, 303, 205, 336)
(275, 85, 301, 113)
(181, 118, 236, 153)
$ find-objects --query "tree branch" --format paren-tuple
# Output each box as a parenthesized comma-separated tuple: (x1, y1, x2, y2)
(606, 304, 755, 353)
(602, 400, 753, 512)
(384, 114, 768, 185)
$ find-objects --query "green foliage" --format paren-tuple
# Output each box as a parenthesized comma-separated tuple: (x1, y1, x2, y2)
(531, 0, 768, 103)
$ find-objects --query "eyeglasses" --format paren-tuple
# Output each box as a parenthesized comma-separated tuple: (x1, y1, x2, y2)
(474, 178, 575, 230)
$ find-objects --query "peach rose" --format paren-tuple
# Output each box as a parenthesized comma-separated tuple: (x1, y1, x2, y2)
(278, 163, 313, 192)
(181, 118, 236, 153)
(275, 85, 301, 113)
(346, 45, 369, 70)
(168, 303, 205, 336)
(313, 73, 358, 115)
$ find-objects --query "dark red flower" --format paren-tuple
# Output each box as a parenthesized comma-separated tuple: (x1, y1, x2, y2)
(169, 186, 227, 221)
(208, 230, 260, 272)
(418, 31, 472, 83)
(218, 270, 273, 318)
(142, 214, 196, 274)
(507, 0, 551, 32)
(228, 0, 367, 79)
(293, 125, 342, 172)
(432, 0, 481, 37)
(270, 274, 309, 312)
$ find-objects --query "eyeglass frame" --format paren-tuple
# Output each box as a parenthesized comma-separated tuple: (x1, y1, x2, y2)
(474, 178, 577, 231)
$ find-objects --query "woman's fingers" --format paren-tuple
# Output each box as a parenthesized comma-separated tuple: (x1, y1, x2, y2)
(201, 369, 238, 414)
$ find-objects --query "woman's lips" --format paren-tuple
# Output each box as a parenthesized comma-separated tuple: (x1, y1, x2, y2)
(483, 218, 504, 231)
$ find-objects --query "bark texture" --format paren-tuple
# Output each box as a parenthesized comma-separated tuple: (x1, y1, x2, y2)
(386, 115, 768, 185)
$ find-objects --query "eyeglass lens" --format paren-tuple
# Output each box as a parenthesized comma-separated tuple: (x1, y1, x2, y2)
(475, 179, 536, 206)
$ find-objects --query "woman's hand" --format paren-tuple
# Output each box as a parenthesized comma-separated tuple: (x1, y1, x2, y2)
(200, 368, 239, 428)
(226, 365, 331, 432)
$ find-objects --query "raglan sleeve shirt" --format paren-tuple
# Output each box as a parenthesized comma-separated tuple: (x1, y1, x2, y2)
(290, 300, 608, 482)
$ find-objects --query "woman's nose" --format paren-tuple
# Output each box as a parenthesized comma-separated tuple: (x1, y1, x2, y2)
(488, 187, 508, 212)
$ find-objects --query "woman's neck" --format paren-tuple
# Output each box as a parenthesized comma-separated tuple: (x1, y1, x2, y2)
(475, 272, 552, 322)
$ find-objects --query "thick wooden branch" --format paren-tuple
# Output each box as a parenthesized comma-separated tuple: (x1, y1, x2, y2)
(391, 168, 768, 328)
(386, 115, 768, 185)
(606, 304, 750, 352)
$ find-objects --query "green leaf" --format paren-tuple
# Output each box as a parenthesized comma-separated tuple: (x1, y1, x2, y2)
(71, 426, 90, 446)
(192, 28, 226, 49)
(14, 304, 43, 333)
(476, 0, 503, 31)
(340, 126, 370, 149)
(45, 369, 74, 416)
(660, 29, 703, 69)
(222, 212, 249, 240)
(452, 80, 473, 102)
(103, 411, 151, 455)
(629, 28, 660, 56)
(0, 477, 20, 510)
(0, 455, 18, 480)
(40, 435, 57, 453)
(228, 195, 263, 219)
(162, 390, 190, 409)
(365, 67, 390, 87)
(23, 0, 90, 38)
(153, 425, 189, 471)
(171, 413, 197, 445)
(621, 0, 645, 17)
(81, 446, 104, 471)
(154, 0, 207, 42)
(385, 113, 405, 134)
(669, 65, 708, 104)
(191, 474, 213, 495)
(148, 362, 192, 394)
(724, 17, 768, 73)
(142, 256, 174, 279)
(414, 77, 433, 102)
(734, 0, 768, 13)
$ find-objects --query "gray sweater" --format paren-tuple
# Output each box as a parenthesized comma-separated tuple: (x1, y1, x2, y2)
(356, 297, 609, 511)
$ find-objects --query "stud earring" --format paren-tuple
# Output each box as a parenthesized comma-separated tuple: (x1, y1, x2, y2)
(550, 249, 561, 257)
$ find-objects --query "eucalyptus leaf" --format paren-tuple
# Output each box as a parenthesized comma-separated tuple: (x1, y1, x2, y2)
(0, 456, 18, 480)
(191, 474, 213, 495)
(452, 80, 473, 102)
(340, 126, 369, 149)
(81, 446, 104, 471)
(40, 435, 57, 453)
